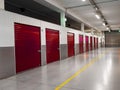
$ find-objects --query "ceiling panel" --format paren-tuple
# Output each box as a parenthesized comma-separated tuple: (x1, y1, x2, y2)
(70, 5, 105, 31)
(98, 0, 120, 30)
(96, 0, 116, 3)
(54, 0, 90, 8)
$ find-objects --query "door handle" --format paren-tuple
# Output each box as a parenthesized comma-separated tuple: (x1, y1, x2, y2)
(57, 48, 60, 50)
(37, 50, 41, 53)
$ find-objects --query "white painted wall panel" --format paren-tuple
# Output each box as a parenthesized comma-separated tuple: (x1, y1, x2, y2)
(0, 10, 14, 47)
(60, 27, 67, 44)
(0, 0, 4, 9)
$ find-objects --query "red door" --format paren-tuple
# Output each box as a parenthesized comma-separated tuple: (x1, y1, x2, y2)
(85, 36, 89, 51)
(94, 37, 96, 49)
(79, 35, 84, 53)
(67, 32, 75, 57)
(15, 23, 41, 73)
(46, 28, 60, 64)
(90, 37, 92, 50)
(96, 38, 98, 48)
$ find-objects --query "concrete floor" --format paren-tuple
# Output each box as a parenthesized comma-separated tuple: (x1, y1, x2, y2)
(0, 48, 120, 90)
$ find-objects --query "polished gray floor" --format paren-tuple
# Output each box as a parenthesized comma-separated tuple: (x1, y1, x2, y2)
(0, 48, 120, 90)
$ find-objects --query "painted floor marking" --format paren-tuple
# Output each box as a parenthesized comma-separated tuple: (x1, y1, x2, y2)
(55, 54, 104, 90)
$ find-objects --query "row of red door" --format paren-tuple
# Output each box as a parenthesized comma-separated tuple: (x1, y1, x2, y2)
(15, 23, 98, 73)
(15, 23, 61, 73)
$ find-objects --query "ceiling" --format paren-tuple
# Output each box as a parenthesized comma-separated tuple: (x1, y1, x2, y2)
(52, 0, 120, 31)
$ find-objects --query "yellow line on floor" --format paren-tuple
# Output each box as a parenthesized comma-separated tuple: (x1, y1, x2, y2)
(55, 54, 104, 90)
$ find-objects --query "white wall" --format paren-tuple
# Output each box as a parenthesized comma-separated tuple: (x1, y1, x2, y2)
(0, 0, 4, 9)
(0, 10, 14, 47)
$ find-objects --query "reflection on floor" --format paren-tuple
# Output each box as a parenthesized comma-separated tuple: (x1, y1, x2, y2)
(0, 48, 120, 90)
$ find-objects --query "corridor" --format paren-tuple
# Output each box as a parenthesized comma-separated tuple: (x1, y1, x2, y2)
(0, 48, 119, 90)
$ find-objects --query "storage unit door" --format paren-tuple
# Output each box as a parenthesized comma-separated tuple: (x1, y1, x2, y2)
(95, 38, 97, 49)
(90, 37, 93, 50)
(79, 35, 84, 53)
(85, 36, 89, 51)
(67, 32, 75, 57)
(46, 28, 60, 64)
(15, 23, 41, 73)
(94, 37, 96, 49)
(97, 38, 98, 48)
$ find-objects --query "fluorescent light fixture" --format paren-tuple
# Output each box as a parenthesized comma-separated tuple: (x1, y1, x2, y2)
(106, 27, 109, 30)
(95, 14, 100, 19)
(103, 23, 105, 26)
(82, 0, 86, 1)
(95, 7, 98, 11)
(65, 18, 67, 22)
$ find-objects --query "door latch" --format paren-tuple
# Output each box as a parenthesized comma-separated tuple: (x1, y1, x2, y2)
(37, 50, 41, 53)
